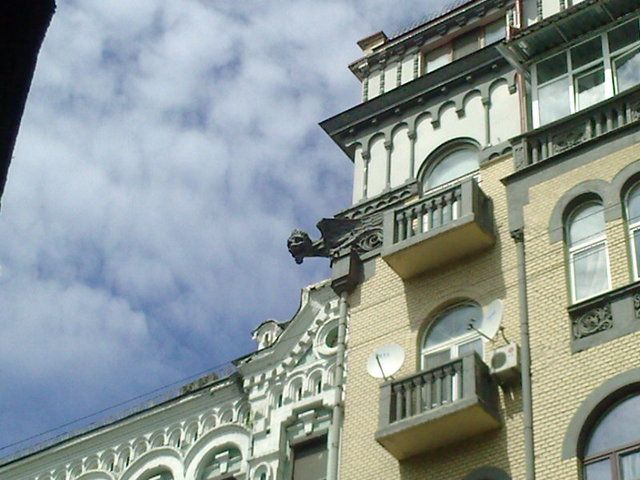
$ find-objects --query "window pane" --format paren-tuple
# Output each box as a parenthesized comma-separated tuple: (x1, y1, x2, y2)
(627, 184, 640, 224)
(426, 45, 450, 73)
(538, 77, 571, 125)
(608, 19, 640, 53)
(621, 449, 640, 480)
(572, 242, 609, 300)
(571, 37, 603, 70)
(424, 304, 483, 348)
(587, 394, 640, 456)
(537, 52, 568, 84)
(633, 229, 640, 278)
(614, 46, 640, 93)
(453, 32, 479, 60)
(568, 202, 605, 247)
(584, 459, 611, 480)
(426, 148, 478, 190)
(424, 349, 451, 369)
(293, 437, 327, 480)
(575, 65, 606, 110)
(485, 19, 505, 45)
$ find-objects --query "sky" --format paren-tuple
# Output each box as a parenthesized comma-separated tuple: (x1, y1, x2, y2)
(0, 0, 449, 457)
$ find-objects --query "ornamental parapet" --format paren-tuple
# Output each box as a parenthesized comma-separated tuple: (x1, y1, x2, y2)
(511, 85, 640, 172)
(568, 280, 640, 353)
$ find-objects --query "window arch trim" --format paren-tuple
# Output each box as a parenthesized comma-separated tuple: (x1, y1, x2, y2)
(548, 180, 616, 244)
(419, 300, 484, 370)
(416, 137, 481, 193)
(562, 367, 640, 460)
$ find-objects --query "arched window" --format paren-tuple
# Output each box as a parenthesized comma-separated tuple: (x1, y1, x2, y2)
(421, 303, 484, 370)
(583, 393, 640, 479)
(625, 182, 640, 279)
(566, 200, 610, 302)
(423, 146, 479, 192)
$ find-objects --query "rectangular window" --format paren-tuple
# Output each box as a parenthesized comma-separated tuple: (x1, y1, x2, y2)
(632, 228, 640, 279)
(533, 17, 640, 127)
(584, 459, 611, 480)
(538, 76, 571, 125)
(537, 52, 568, 84)
(484, 18, 506, 45)
(453, 32, 479, 60)
(570, 37, 602, 70)
(608, 19, 640, 53)
(575, 65, 606, 110)
(613, 46, 640, 93)
(425, 45, 450, 73)
(571, 242, 610, 301)
(292, 437, 328, 480)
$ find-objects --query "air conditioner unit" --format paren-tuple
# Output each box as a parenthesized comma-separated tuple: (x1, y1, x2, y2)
(490, 342, 521, 386)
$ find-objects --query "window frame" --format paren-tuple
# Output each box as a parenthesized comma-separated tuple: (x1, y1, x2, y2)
(625, 182, 640, 280)
(421, 144, 480, 194)
(420, 302, 485, 372)
(582, 393, 640, 480)
(565, 200, 612, 303)
(531, 16, 640, 127)
(422, 17, 506, 74)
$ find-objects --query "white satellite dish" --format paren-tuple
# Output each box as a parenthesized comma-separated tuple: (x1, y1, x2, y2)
(366, 344, 405, 380)
(481, 299, 504, 340)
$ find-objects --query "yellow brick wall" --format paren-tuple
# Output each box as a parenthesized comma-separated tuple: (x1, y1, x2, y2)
(523, 142, 640, 480)
(339, 154, 526, 480)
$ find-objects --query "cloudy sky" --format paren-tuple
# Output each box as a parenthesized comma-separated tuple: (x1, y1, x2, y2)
(0, 0, 448, 456)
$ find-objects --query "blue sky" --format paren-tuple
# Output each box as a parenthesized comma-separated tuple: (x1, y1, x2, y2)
(0, 0, 447, 456)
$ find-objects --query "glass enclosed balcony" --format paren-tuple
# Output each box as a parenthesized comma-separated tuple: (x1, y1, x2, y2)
(381, 177, 495, 279)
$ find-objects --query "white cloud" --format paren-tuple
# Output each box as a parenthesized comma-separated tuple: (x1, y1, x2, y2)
(0, 0, 450, 455)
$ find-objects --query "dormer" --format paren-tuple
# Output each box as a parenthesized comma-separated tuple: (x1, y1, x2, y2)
(349, 0, 512, 102)
(252, 320, 284, 350)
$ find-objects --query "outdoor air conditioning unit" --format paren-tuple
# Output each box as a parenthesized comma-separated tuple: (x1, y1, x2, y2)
(490, 342, 521, 386)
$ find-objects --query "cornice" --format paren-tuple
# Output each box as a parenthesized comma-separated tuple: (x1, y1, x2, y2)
(322, 46, 507, 158)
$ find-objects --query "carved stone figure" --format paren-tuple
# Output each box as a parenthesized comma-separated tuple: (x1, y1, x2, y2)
(287, 217, 383, 264)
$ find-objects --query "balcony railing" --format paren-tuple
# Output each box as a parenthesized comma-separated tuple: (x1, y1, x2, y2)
(376, 352, 501, 460)
(381, 177, 495, 279)
(512, 85, 640, 171)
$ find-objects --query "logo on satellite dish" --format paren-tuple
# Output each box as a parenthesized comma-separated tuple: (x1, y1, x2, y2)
(468, 299, 505, 342)
(366, 344, 405, 380)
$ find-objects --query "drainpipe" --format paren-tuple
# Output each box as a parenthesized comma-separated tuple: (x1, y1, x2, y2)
(511, 228, 535, 480)
(327, 250, 360, 480)
(327, 289, 348, 480)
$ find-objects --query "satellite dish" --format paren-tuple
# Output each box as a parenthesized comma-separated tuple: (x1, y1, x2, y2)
(366, 344, 405, 380)
(481, 299, 504, 340)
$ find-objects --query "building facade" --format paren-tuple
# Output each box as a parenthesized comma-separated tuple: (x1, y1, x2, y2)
(0, 281, 343, 480)
(290, 0, 640, 479)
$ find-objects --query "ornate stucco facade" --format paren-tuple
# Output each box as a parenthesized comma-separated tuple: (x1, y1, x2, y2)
(0, 282, 343, 480)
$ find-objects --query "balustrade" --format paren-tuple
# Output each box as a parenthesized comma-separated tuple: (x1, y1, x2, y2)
(512, 86, 640, 170)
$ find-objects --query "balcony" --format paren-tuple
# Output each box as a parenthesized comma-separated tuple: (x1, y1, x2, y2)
(381, 177, 495, 279)
(375, 352, 501, 460)
(511, 85, 640, 171)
